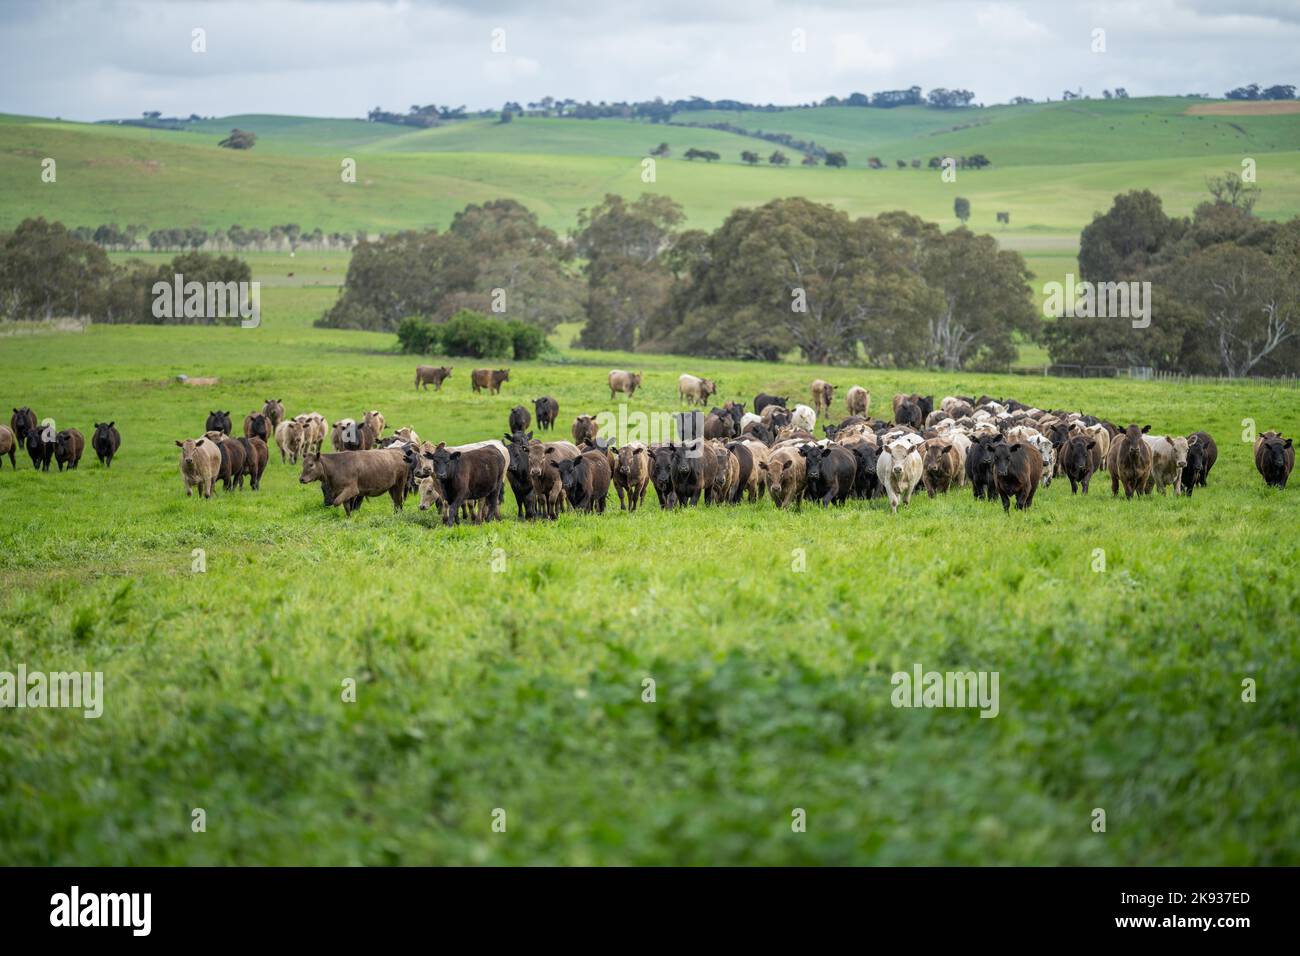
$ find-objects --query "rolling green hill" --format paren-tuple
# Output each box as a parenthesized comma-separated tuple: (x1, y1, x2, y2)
(5, 99, 1300, 245)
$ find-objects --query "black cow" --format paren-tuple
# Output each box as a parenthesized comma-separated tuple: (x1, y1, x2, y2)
(649, 445, 676, 509)
(895, 400, 923, 429)
(849, 443, 880, 499)
(428, 443, 505, 526)
(799, 443, 856, 507)
(992, 441, 1042, 512)
(1182, 431, 1217, 493)
(206, 411, 233, 435)
(753, 393, 788, 414)
(554, 449, 611, 514)
(966, 435, 999, 501)
(91, 422, 121, 467)
(26, 426, 54, 471)
(1255, 433, 1294, 489)
(1060, 435, 1099, 494)
(503, 431, 538, 519)
(508, 406, 531, 434)
(669, 440, 719, 507)
(533, 396, 559, 431)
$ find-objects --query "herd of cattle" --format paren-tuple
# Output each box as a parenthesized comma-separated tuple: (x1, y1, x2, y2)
(6, 368, 1294, 524)
(2, 408, 120, 471)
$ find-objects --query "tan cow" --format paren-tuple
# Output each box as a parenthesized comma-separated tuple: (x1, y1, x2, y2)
(608, 370, 643, 400)
(274, 419, 304, 464)
(678, 373, 717, 406)
(877, 439, 924, 514)
(612, 442, 650, 511)
(295, 413, 328, 455)
(176, 437, 221, 498)
(364, 410, 386, 440)
(811, 379, 834, 417)
(472, 368, 510, 394)
(0, 424, 14, 469)
(844, 385, 870, 417)
(761, 446, 807, 509)
(1142, 434, 1190, 495)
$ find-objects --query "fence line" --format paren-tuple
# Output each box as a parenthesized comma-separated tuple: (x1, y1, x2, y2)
(1010, 364, 1298, 387)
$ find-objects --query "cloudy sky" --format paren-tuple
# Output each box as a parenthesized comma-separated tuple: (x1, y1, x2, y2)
(1, 0, 1297, 121)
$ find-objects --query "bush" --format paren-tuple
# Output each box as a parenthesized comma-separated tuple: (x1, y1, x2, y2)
(396, 316, 440, 354)
(439, 309, 515, 358)
(506, 319, 548, 360)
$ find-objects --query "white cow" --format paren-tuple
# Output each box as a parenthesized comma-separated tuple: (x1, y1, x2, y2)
(877, 440, 924, 514)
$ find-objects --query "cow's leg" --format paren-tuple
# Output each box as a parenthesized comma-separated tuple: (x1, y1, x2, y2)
(1111, 472, 1120, 496)
(330, 482, 360, 508)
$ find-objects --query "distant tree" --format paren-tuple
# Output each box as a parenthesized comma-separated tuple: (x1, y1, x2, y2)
(896, 159, 907, 169)
(1263, 84, 1297, 100)
(218, 128, 256, 150)
(801, 154, 819, 166)
(954, 197, 971, 224)
(768, 150, 789, 166)
(1113, 88, 1129, 99)
(499, 109, 513, 124)
(650, 142, 670, 157)
(741, 150, 760, 165)
(824, 151, 848, 168)
(867, 156, 884, 169)
(1206, 171, 1261, 214)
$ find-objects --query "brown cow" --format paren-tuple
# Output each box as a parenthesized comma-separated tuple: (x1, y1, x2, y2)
(243, 412, 271, 444)
(54, 428, 85, 471)
(612, 443, 649, 511)
(811, 379, 834, 417)
(262, 399, 285, 429)
(529, 441, 580, 520)
(415, 365, 452, 391)
(553, 449, 611, 514)
(240, 436, 269, 491)
(426, 443, 505, 525)
(176, 437, 221, 498)
(920, 439, 961, 497)
(300, 448, 409, 516)
(706, 440, 739, 504)
(726, 438, 769, 503)
(206, 431, 248, 490)
(472, 368, 510, 394)
(992, 441, 1042, 512)
(0, 424, 15, 469)
(1107, 424, 1153, 498)
(571, 414, 599, 445)
(609, 370, 643, 399)
(761, 446, 807, 509)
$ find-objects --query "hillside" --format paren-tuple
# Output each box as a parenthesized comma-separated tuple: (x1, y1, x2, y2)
(4, 97, 1299, 251)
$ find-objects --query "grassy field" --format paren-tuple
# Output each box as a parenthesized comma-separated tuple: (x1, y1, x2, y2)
(6, 98, 1300, 244)
(1, 272, 1297, 865)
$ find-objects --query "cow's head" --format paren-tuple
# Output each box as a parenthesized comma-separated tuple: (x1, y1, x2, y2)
(417, 476, 443, 512)
(93, 422, 115, 443)
(176, 437, 207, 472)
(993, 441, 1024, 479)
(1168, 436, 1189, 470)
(1260, 435, 1292, 473)
(299, 451, 325, 483)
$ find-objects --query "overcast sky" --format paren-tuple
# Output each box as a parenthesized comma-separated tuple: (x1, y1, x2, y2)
(1, 0, 1297, 121)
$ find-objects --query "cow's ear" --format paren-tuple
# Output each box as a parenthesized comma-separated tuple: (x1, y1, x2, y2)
(504, 433, 512, 442)
(196, 438, 206, 447)
(1286, 438, 1294, 448)
(449, 451, 461, 460)
(526, 431, 532, 440)
(1087, 440, 1096, 449)
(175, 440, 184, 447)
(758, 461, 768, 471)
(108, 422, 115, 428)
(1141, 424, 1151, 433)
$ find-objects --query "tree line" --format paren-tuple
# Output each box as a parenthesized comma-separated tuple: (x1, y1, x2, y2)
(66, 223, 360, 253)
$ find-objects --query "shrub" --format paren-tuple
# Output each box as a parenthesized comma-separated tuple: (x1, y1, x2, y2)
(396, 316, 440, 354)
(439, 309, 514, 358)
(506, 319, 548, 360)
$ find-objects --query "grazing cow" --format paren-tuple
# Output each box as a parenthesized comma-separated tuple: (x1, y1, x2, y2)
(811, 380, 834, 417)
(240, 436, 268, 490)
(554, 449, 612, 514)
(1059, 435, 1100, 494)
(0, 424, 14, 469)
(243, 412, 271, 444)
(790, 404, 816, 433)
(533, 396, 559, 431)
(503, 431, 538, 519)
(1182, 431, 1217, 492)
(609, 370, 643, 399)
(920, 439, 961, 497)
(26, 422, 55, 471)
(508, 405, 531, 434)
(176, 437, 220, 498)
(877, 440, 923, 514)
(206, 411, 233, 435)
(471, 368, 510, 394)
(10, 407, 37, 453)
(647, 445, 677, 510)
(894, 399, 923, 429)
(415, 365, 453, 391)
(670, 440, 719, 507)
(992, 442, 1043, 512)
(91, 422, 120, 468)
(54, 428, 84, 471)
(1142, 434, 1190, 495)
(571, 414, 599, 445)
(845, 385, 870, 417)
(1108, 424, 1153, 498)
(761, 446, 807, 509)
(525, 440, 579, 520)
(753, 393, 788, 414)
(800, 443, 856, 507)
(678, 374, 717, 406)
(1254, 432, 1294, 489)
(262, 399, 285, 429)
(300, 448, 410, 516)
(612, 442, 650, 511)
(275, 419, 305, 463)
(364, 410, 386, 440)
(416, 476, 449, 516)
(207, 432, 248, 490)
